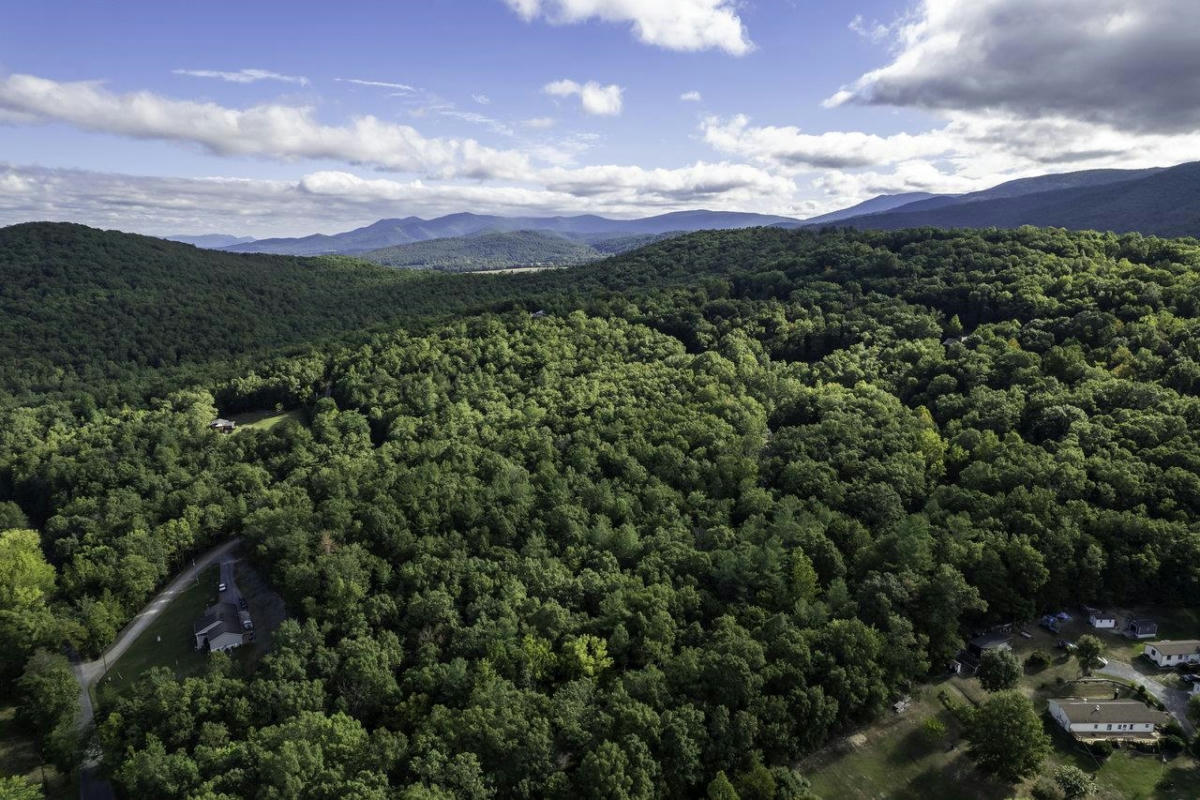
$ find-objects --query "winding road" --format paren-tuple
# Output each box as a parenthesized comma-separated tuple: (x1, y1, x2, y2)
(70, 537, 242, 799)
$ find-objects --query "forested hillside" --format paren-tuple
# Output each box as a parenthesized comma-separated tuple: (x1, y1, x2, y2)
(361, 230, 604, 271)
(3, 223, 1200, 797)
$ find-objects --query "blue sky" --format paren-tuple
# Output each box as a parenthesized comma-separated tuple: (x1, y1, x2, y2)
(0, 0, 1196, 236)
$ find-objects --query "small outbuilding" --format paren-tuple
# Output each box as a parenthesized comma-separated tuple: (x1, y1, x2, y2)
(1088, 611, 1117, 629)
(951, 633, 1012, 675)
(1144, 640, 1200, 669)
(1124, 618, 1158, 639)
(209, 418, 236, 433)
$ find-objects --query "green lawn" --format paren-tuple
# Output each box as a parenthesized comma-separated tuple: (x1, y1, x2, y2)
(229, 408, 307, 431)
(805, 607, 1200, 800)
(95, 560, 287, 704)
(96, 565, 219, 701)
(0, 706, 71, 799)
(804, 681, 1011, 800)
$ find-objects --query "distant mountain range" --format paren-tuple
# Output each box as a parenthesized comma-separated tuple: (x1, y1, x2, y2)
(813, 163, 1199, 237)
(221, 210, 797, 257)
(166, 233, 256, 248)
(167, 161, 1200, 270)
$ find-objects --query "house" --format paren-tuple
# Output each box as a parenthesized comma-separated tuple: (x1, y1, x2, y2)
(1144, 640, 1200, 669)
(1088, 611, 1117, 629)
(193, 602, 247, 652)
(1124, 618, 1158, 639)
(209, 418, 236, 433)
(1047, 699, 1166, 740)
(951, 633, 1012, 675)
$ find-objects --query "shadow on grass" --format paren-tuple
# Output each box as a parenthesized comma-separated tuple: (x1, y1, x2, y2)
(889, 753, 1012, 800)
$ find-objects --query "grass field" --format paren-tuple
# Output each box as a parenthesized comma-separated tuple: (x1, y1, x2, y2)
(229, 408, 307, 431)
(96, 564, 219, 701)
(805, 607, 1200, 799)
(95, 559, 287, 704)
(0, 706, 71, 799)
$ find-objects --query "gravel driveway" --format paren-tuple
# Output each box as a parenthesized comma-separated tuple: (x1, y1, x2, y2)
(1099, 658, 1194, 735)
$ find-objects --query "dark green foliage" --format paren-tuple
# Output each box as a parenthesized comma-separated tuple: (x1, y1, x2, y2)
(1074, 635, 1104, 674)
(4, 222, 1200, 796)
(16, 650, 79, 771)
(977, 648, 1022, 691)
(965, 691, 1050, 782)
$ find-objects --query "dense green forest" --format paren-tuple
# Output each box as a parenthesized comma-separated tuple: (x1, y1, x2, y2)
(3, 222, 1200, 798)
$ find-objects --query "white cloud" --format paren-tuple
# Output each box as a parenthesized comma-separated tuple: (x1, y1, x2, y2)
(173, 68, 309, 86)
(828, 0, 1200, 133)
(0, 73, 532, 179)
(472, 94, 491, 105)
(505, 0, 752, 55)
(680, 90, 702, 102)
(336, 78, 418, 93)
(702, 114, 955, 170)
(847, 14, 891, 43)
(0, 162, 798, 237)
(543, 79, 623, 115)
(523, 116, 556, 129)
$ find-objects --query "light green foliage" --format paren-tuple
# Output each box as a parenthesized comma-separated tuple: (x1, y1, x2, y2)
(0, 776, 43, 800)
(4, 224, 1200, 797)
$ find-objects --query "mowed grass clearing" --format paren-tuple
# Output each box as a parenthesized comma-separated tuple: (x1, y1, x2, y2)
(229, 408, 307, 431)
(95, 564, 219, 701)
(803, 679, 1010, 800)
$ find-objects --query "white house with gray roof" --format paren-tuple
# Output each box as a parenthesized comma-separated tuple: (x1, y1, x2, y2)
(1047, 699, 1165, 740)
(1144, 640, 1200, 669)
(193, 601, 246, 653)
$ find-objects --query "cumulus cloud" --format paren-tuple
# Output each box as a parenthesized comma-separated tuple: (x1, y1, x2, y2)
(543, 79, 623, 115)
(828, 0, 1200, 133)
(173, 68, 309, 86)
(472, 94, 491, 105)
(680, 90, 702, 102)
(0, 73, 531, 179)
(702, 114, 955, 170)
(523, 116, 556, 129)
(505, 0, 751, 55)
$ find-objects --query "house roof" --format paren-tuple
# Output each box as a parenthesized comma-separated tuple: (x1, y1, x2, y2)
(1149, 640, 1200, 657)
(1051, 700, 1165, 725)
(194, 602, 241, 639)
(1128, 618, 1157, 628)
(968, 633, 1012, 650)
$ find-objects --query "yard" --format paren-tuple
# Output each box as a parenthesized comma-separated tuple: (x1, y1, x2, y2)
(804, 607, 1200, 799)
(95, 558, 287, 704)
(229, 408, 307, 432)
(96, 564, 220, 700)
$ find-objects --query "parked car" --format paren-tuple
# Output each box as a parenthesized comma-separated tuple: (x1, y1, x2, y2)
(1056, 639, 1077, 651)
(1096, 657, 1108, 668)
(1180, 673, 1200, 684)
(218, 582, 227, 592)
(238, 597, 248, 609)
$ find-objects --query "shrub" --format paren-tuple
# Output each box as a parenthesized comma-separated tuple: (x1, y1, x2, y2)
(1052, 764, 1095, 798)
(1025, 650, 1051, 670)
(1030, 776, 1066, 800)
(1161, 734, 1186, 754)
(1087, 740, 1114, 760)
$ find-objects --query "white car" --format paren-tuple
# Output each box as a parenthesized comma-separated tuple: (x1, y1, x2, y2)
(218, 582, 227, 592)
(1096, 657, 1108, 668)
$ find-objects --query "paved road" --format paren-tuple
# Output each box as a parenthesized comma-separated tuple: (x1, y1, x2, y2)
(1099, 658, 1194, 735)
(69, 537, 241, 799)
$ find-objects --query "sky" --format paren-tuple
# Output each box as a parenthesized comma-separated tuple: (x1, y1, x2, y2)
(1, 0, 1198, 237)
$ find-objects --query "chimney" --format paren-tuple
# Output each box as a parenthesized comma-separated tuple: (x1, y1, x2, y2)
(1093, 705, 1101, 714)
